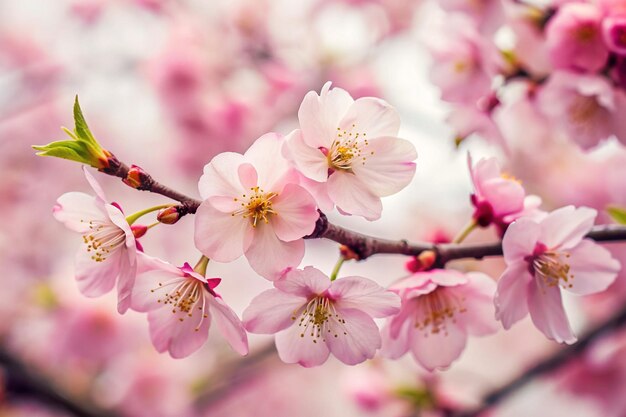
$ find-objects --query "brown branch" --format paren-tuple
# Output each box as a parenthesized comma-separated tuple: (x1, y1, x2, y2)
(453, 302, 626, 417)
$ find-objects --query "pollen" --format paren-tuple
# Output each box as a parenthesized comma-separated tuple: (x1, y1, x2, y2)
(294, 296, 347, 343)
(327, 124, 373, 171)
(152, 278, 209, 331)
(533, 251, 574, 289)
(414, 289, 466, 337)
(80, 219, 126, 262)
(231, 186, 278, 227)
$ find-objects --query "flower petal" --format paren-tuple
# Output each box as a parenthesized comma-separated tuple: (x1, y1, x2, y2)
(502, 218, 541, 264)
(351, 137, 417, 197)
(243, 289, 307, 334)
(339, 97, 401, 138)
(208, 296, 249, 355)
(53, 192, 106, 233)
(538, 206, 596, 250)
(495, 261, 533, 329)
(327, 172, 382, 221)
(198, 152, 246, 199)
(565, 239, 620, 295)
(115, 250, 136, 314)
(455, 273, 498, 336)
(528, 277, 576, 344)
(271, 183, 318, 242)
(275, 322, 331, 367)
(131, 269, 184, 313)
(82, 166, 107, 202)
(245, 222, 305, 280)
(275, 266, 331, 297)
(244, 132, 294, 191)
(299, 82, 353, 149)
(409, 322, 468, 371)
(74, 247, 121, 297)
(327, 308, 381, 365)
(329, 276, 400, 318)
(380, 321, 410, 359)
(283, 129, 329, 182)
(194, 200, 253, 262)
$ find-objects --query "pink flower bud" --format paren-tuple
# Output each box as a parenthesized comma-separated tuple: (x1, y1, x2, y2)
(157, 206, 181, 225)
(122, 165, 150, 189)
(603, 15, 626, 55)
(131, 224, 148, 239)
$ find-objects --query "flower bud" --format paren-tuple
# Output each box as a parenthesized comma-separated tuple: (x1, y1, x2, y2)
(603, 15, 626, 56)
(123, 165, 150, 189)
(339, 245, 360, 260)
(131, 224, 148, 239)
(405, 250, 437, 273)
(157, 206, 181, 225)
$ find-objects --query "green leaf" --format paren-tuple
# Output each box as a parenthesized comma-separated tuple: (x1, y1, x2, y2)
(32, 96, 110, 169)
(607, 206, 626, 225)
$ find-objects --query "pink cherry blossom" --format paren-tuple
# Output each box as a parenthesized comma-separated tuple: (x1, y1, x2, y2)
(381, 269, 498, 371)
(468, 155, 542, 234)
(53, 167, 137, 313)
(283, 82, 417, 220)
(131, 255, 248, 359)
(538, 71, 626, 149)
(603, 15, 626, 55)
(194, 132, 319, 280)
(243, 266, 400, 367)
(495, 206, 621, 344)
(545, 2, 609, 72)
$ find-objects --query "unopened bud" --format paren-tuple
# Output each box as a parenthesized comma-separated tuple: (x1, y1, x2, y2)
(405, 250, 437, 273)
(340, 245, 360, 261)
(157, 206, 181, 225)
(131, 224, 148, 239)
(123, 165, 150, 189)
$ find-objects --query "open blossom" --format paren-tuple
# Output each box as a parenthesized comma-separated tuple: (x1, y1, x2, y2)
(538, 71, 626, 149)
(194, 133, 319, 280)
(53, 167, 136, 313)
(545, 2, 608, 72)
(131, 255, 248, 359)
(283, 82, 417, 221)
(381, 269, 498, 371)
(243, 266, 400, 367)
(495, 206, 621, 344)
(469, 155, 542, 234)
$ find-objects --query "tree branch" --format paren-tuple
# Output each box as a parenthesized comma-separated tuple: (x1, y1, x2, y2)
(97, 160, 626, 264)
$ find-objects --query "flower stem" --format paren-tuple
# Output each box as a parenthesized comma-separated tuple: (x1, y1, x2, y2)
(330, 256, 346, 281)
(126, 204, 173, 225)
(194, 256, 210, 277)
(453, 220, 477, 244)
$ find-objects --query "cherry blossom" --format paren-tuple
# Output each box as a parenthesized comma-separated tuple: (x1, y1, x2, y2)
(131, 255, 248, 359)
(496, 206, 621, 343)
(381, 269, 498, 371)
(53, 167, 137, 313)
(468, 155, 542, 234)
(194, 132, 319, 280)
(283, 82, 417, 220)
(243, 266, 400, 367)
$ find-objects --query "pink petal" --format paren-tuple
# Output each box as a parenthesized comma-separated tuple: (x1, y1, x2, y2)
(502, 218, 541, 264)
(480, 178, 525, 216)
(296, 176, 334, 212)
(242, 289, 306, 334)
(271, 183, 318, 242)
(495, 261, 533, 329)
(53, 192, 106, 233)
(275, 266, 331, 297)
(283, 129, 329, 182)
(74, 247, 121, 297)
(538, 206, 596, 250)
(237, 163, 258, 190)
(427, 269, 468, 287)
(131, 270, 184, 312)
(148, 303, 211, 359)
(455, 273, 498, 336)
(409, 322, 468, 371)
(339, 97, 401, 139)
(245, 223, 305, 280)
(275, 321, 331, 367)
(327, 172, 382, 221)
(470, 157, 501, 194)
(380, 322, 410, 359)
(299, 82, 353, 149)
(194, 200, 253, 262)
(329, 277, 400, 318)
(82, 166, 107, 202)
(528, 277, 576, 344)
(208, 296, 249, 355)
(244, 132, 293, 191)
(389, 301, 417, 339)
(116, 250, 136, 314)
(564, 240, 621, 295)
(327, 308, 381, 365)
(198, 152, 246, 199)
(351, 137, 417, 197)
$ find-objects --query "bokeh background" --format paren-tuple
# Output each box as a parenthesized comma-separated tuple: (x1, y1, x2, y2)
(3, 0, 626, 416)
